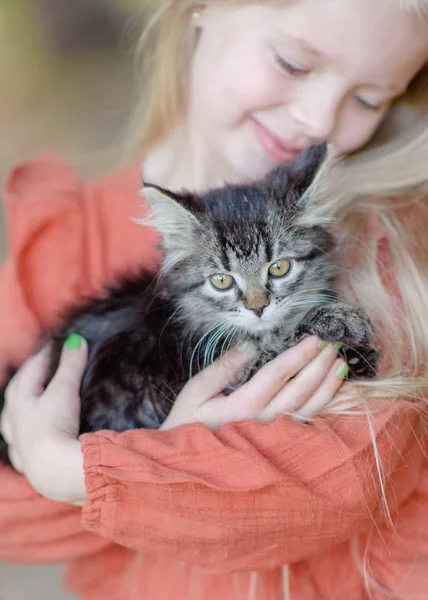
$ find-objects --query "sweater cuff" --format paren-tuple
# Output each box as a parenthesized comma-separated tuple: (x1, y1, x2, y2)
(80, 434, 108, 535)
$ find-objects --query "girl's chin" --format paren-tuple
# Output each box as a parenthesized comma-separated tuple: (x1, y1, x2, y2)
(228, 151, 276, 182)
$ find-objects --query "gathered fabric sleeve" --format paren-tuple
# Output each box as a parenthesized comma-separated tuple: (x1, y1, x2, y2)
(81, 401, 424, 573)
(364, 455, 428, 599)
(0, 155, 111, 562)
(291, 447, 428, 600)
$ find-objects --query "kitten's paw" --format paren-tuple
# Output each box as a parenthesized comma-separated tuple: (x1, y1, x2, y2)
(294, 302, 380, 378)
(295, 302, 374, 347)
(341, 344, 380, 379)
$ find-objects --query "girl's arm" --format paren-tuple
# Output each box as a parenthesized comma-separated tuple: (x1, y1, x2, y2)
(0, 153, 157, 563)
(79, 401, 422, 571)
(0, 155, 104, 562)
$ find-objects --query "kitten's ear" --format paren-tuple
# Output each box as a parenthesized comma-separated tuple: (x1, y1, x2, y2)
(140, 183, 201, 251)
(268, 142, 328, 197)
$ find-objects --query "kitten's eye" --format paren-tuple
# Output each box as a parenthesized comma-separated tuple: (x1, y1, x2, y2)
(268, 259, 292, 278)
(210, 273, 235, 291)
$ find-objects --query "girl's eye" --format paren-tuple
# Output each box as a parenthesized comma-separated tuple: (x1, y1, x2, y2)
(268, 259, 292, 278)
(274, 53, 310, 76)
(354, 96, 384, 111)
(210, 273, 235, 291)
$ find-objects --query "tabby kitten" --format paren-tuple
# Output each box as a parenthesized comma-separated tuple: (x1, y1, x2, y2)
(0, 143, 379, 463)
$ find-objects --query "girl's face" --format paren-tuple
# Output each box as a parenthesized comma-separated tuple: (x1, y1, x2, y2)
(189, 0, 428, 180)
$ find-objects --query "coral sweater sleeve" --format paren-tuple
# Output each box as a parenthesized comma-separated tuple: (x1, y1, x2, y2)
(80, 402, 425, 576)
(0, 155, 159, 562)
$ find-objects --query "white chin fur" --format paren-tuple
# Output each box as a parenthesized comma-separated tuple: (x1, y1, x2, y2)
(235, 313, 276, 334)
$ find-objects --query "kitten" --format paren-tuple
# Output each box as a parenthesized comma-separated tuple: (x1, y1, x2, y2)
(0, 143, 379, 463)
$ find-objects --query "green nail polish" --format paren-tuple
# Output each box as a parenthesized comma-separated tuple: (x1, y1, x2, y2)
(65, 333, 82, 350)
(334, 342, 343, 352)
(336, 363, 349, 379)
(318, 341, 328, 349)
(237, 340, 252, 352)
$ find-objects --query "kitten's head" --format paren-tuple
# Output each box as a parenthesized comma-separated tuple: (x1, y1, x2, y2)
(142, 143, 335, 337)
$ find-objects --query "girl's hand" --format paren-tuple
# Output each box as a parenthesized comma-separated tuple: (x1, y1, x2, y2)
(161, 336, 348, 431)
(0, 336, 87, 506)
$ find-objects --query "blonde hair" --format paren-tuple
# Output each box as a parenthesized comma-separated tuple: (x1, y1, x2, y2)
(127, 2, 427, 596)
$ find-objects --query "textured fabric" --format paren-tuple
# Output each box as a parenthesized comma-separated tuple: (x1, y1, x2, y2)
(0, 155, 427, 599)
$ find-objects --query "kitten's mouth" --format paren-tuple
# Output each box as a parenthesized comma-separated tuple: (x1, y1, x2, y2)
(243, 317, 276, 335)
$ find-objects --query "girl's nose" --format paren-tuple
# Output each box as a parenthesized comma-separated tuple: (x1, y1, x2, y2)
(289, 86, 342, 143)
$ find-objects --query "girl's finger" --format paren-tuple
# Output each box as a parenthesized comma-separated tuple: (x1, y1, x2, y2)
(260, 343, 339, 421)
(294, 358, 348, 421)
(229, 336, 322, 413)
(183, 342, 257, 403)
(45, 334, 88, 398)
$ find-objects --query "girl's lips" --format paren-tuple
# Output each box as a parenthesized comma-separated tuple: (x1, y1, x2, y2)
(251, 119, 303, 163)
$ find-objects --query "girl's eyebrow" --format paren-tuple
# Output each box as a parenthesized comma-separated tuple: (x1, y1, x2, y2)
(274, 32, 324, 59)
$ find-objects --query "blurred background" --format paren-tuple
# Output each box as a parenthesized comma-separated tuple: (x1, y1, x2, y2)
(0, 1, 143, 597)
(0, 0, 143, 260)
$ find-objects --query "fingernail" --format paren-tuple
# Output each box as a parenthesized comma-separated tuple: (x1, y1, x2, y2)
(65, 333, 83, 350)
(291, 413, 309, 424)
(334, 342, 343, 351)
(237, 340, 253, 353)
(318, 341, 328, 349)
(336, 363, 349, 379)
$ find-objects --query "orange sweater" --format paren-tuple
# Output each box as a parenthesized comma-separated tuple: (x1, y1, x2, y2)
(0, 155, 427, 600)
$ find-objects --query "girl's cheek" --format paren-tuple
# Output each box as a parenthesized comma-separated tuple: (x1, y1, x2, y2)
(333, 109, 386, 155)
(223, 61, 286, 121)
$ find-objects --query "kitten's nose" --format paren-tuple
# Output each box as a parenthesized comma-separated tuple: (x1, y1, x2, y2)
(250, 306, 267, 318)
(244, 291, 270, 318)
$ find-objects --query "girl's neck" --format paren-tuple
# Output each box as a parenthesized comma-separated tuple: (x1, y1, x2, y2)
(141, 121, 241, 194)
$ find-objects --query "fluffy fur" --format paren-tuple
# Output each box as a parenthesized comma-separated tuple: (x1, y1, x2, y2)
(0, 144, 379, 464)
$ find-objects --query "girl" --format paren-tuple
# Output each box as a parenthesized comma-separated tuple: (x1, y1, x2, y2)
(1, 1, 428, 598)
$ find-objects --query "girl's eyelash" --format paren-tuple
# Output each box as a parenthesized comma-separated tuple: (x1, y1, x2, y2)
(354, 96, 384, 111)
(274, 53, 309, 76)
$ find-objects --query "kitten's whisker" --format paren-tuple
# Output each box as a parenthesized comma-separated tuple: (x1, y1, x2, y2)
(293, 286, 349, 304)
(199, 319, 231, 372)
(291, 287, 338, 296)
(159, 306, 181, 340)
(306, 243, 335, 261)
(289, 295, 331, 303)
(201, 322, 227, 372)
(220, 326, 239, 359)
(190, 321, 225, 378)
(215, 321, 239, 363)
(205, 326, 229, 370)
(152, 381, 177, 405)
(290, 291, 336, 302)
(287, 296, 332, 310)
